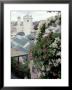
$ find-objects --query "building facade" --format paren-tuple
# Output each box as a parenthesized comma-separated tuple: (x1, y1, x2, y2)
(11, 15, 34, 38)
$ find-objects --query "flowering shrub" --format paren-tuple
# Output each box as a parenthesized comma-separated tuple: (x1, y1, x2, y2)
(30, 14, 61, 79)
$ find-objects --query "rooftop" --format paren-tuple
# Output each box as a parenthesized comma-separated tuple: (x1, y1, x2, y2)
(11, 48, 27, 57)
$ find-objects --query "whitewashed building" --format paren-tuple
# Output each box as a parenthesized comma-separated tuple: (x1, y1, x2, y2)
(11, 15, 34, 38)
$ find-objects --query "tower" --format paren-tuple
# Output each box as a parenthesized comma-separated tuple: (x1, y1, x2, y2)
(17, 16, 21, 33)
(23, 15, 33, 35)
(17, 16, 24, 34)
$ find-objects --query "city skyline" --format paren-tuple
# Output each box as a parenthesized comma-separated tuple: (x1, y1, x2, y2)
(11, 11, 59, 22)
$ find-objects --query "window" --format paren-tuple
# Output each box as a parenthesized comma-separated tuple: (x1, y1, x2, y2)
(27, 20, 29, 22)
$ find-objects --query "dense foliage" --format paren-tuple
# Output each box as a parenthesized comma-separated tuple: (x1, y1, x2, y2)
(11, 58, 31, 78)
(31, 14, 61, 79)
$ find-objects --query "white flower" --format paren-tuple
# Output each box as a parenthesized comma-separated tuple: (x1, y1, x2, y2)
(54, 62, 58, 67)
(50, 42, 58, 48)
(42, 72, 45, 76)
(46, 66, 50, 71)
(41, 66, 44, 71)
(55, 37, 60, 43)
(57, 51, 61, 56)
(57, 59, 61, 63)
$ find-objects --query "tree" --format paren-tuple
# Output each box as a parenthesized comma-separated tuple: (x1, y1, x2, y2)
(37, 23, 45, 42)
(31, 15, 61, 79)
(32, 32, 61, 79)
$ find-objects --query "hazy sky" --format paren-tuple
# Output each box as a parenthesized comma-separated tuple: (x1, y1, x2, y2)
(11, 11, 59, 22)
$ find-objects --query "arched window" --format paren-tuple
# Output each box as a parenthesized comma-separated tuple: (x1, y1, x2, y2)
(27, 20, 29, 22)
